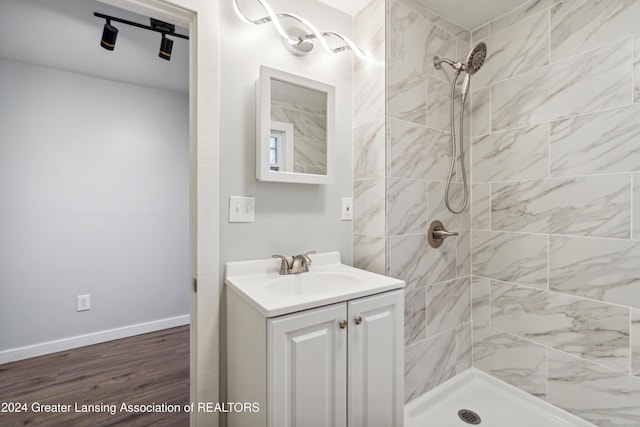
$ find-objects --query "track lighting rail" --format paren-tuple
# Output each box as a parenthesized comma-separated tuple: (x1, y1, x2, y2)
(93, 12, 189, 39)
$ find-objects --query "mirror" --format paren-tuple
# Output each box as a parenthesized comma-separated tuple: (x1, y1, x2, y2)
(256, 66, 335, 184)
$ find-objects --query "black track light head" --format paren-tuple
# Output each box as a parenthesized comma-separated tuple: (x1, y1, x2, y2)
(94, 12, 188, 59)
(159, 35, 173, 61)
(101, 22, 118, 51)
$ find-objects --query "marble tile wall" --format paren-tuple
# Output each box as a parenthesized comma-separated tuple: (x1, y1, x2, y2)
(387, 0, 473, 403)
(548, 350, 640, 425)
(353, 0, 386, 276)
(470, 0, 640, 424)
(353, 0, 473, 403)
(472, 323, 547, 397)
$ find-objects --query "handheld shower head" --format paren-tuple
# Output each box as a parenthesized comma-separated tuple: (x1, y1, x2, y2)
(433, 42, 487, 75)
(434, 42, 488, 214)
(465, 42, 487, 75)
(460, 42, 487, 102)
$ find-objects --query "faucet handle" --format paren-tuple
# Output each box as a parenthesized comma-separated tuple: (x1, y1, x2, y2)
(289, 251, 316, 274)
(272, 254, 291, 275)
(301, 251, 316, 272)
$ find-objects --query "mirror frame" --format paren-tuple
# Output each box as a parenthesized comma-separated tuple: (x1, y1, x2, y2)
(256, 65, 335, 184)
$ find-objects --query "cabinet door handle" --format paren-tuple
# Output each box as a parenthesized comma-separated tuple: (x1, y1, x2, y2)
(354, 316, 363, 325)
(338, 320, 347, 329)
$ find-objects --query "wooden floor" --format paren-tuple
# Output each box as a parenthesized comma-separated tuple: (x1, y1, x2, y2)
(0, 326, 189, 427)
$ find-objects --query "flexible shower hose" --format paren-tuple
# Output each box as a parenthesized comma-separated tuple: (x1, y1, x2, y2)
(444, 70, 469, 214)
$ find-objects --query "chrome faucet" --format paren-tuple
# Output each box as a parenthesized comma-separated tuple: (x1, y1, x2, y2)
(272, 251, 316, 275)
(272, 255, 291, 275)
(291, 251, 316, 273)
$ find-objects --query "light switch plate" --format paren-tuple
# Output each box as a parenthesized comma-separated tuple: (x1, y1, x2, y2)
(229, 196, 256, 223)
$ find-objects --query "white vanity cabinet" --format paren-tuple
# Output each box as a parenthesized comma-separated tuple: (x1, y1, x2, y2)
(226, 288, 404, 427)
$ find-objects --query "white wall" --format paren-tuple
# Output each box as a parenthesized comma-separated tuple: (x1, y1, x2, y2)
(219, 0, 354, 266)
(85, 0, 222, 423)
(0, 58, 190, 354)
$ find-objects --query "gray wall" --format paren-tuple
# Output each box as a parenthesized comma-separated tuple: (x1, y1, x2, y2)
(469, 1, 640, 425)
(0, 0, 189, 355)
(219, 0, 353, 266)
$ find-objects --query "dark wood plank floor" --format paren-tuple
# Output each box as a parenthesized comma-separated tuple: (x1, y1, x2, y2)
(0, 326, 189, 426)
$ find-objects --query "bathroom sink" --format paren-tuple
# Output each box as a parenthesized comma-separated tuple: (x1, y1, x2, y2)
(265, 271, 364, 295)
(225, 251, 404, 317)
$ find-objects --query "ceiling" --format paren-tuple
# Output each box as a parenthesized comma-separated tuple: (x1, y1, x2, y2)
(3, 0, 534, 93)
(0, 0, 189, 93)
(318, 0, 531, 30)
(316, 0, 371, 16)
(413, 0, 531, 30)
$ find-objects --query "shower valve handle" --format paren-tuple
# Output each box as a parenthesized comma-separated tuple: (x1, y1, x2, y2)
(433, 228, 458, 239)
(428, 220, 458, 248)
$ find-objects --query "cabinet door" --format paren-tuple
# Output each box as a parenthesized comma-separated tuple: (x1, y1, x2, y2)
(268, 303, 347, 427)
(348, 290, 404, 427)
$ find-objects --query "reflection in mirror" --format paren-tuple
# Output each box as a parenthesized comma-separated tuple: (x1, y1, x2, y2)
(269, 120, 294, 172)
(270, 80, 327, 175)
(256, 66, 334, 184)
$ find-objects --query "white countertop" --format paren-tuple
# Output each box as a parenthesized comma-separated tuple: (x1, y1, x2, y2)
(224, 251, 405, 317)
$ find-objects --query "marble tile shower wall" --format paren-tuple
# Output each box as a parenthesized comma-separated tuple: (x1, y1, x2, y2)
(469, 0, 640, 425)
(353, 0, 386, 276)
(353, 0, 475, 403)
(388, 0, 476, 403)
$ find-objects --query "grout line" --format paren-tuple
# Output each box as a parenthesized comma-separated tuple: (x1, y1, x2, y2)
(630, 308, 633, 376)
(546, 234, 550, 291)
(488, 69, 493, 135)
(548, 8, 551, 66)
(474, 275, 637, 311)
(545, 347, 549, 399)
(471, 170, 633, 185)
(487, 326, 635, 378)
(631, 173, 635, 241)
(488, 182, 493, 231)
(632, 35, 635, 104)
(487, 35, 633, 91)
(547, 121, 551, 179)
(490, 102, 640, 137)
(472, 228, 637, 242)
(486, 0, 550, 40)
(487, 276, 492, 330)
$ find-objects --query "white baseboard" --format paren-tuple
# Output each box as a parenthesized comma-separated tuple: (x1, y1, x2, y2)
(0, 314, 190, 364)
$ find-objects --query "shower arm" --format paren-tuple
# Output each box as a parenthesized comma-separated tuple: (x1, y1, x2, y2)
(434, 56, 465, 72)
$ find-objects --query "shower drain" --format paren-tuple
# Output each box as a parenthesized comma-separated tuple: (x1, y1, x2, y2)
(458, 409, 481, 425)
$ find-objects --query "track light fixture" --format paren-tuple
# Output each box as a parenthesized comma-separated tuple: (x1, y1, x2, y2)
(101, 20, 118, 51)
(232, 0, 367, 60)
(159, 34, 173, 61)
(94, 12, 188, 61)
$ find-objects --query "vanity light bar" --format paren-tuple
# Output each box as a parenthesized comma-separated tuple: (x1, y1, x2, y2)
(232, 0, 366, 59)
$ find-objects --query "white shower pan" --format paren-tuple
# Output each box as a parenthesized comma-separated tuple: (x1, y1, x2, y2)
(405, 368, 596, 427)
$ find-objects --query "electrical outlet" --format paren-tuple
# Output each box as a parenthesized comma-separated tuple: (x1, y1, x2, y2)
(341, 197, 353, 221)
(77, 294, 90, 312)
